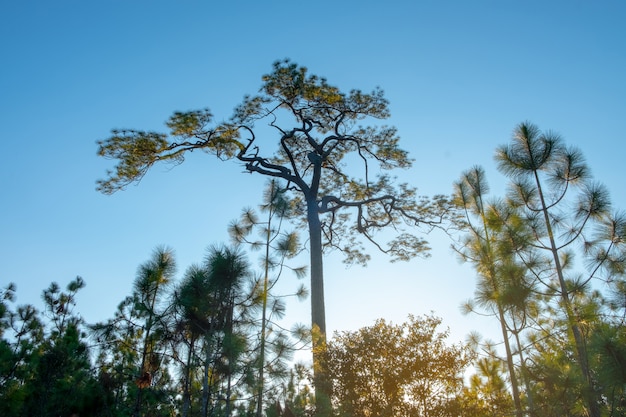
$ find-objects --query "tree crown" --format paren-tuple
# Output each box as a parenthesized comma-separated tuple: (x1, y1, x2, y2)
(97, 60, 452, 263)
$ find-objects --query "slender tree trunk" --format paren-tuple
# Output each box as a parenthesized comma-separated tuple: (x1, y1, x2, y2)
(255, 277, 268, 417)
(182, 336, 196, 417)
(256, 207, 273, 417)
(534, 173, 600, 417)
(225, 372, 233, 417)
(496, 306, 523, 417)
(134, 333, 151, 416)
(306, 195, 330, 416)
(512, 326, 535, 416)
(134, 286, 160, 417)
(224, 296, 235, 417)
(201, 336, 212, 417)
(306, 195, 326, 337)
(478, 200, 523, 417)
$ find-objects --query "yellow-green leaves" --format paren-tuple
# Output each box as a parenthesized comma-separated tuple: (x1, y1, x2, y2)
(324, 315, 474, 417)
(96, 130, 170, 194)
(166, 109, 212, 137)
(231, 95, 269, 124)
(96, 118, 247, 194)
(261, 59, 391, 130)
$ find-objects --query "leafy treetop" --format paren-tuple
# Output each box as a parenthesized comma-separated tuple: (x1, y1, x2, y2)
(97, 59, 451, 264)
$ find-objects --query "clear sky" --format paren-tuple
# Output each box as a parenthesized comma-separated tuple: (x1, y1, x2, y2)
(1, 1, 625, 349)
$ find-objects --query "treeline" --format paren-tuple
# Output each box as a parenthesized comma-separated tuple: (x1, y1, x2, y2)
(0, 246, 308, 417)
(1, 183, 313, 417)
(1, 251, 624, 417)
(0, 237, 312, 417)
(2, 55, 625, 416)
(452, 123, 626, 417)
(2, 123, 626, 416)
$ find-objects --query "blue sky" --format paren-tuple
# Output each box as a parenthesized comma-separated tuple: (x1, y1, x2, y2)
(1, 1, 625, 348)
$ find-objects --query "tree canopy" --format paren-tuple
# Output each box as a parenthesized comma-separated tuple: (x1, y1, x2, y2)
(97, 59, 449, 265)
(97, 60, 452, 412)
(323, 315, 473, 417)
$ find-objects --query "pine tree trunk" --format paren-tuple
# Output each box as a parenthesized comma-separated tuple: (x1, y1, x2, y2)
(535, 173, 600, 417)
(201, 337, 212, 417)
(496, 306, 523, 417)
(181, 336, 195, 417)
(306, 195, 331, 416)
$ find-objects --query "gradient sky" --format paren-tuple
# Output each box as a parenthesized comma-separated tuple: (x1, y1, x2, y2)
(1, 1, 625, 350)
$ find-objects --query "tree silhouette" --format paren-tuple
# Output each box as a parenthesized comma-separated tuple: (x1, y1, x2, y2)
(196, 244, 252, 417)
(132, 247, 177, 417)
(97, 60, 451, 410)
